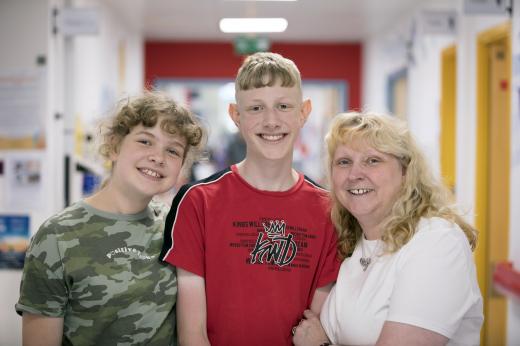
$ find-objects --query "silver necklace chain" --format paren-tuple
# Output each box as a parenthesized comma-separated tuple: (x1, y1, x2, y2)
(360, 237, 382, 271)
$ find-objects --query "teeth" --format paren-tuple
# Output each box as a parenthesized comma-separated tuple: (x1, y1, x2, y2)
(349, 188, 372, 195)
(140, 168, 162, 178)
(261, 134, 284, 141)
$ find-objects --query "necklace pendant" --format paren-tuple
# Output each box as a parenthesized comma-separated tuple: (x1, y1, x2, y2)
(360, 257, 371, 271)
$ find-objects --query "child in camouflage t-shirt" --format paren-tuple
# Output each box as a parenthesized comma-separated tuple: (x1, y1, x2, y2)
(16, 91, 205, 345)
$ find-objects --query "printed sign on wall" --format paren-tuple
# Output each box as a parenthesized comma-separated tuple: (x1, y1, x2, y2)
(0, 215, 30, 269)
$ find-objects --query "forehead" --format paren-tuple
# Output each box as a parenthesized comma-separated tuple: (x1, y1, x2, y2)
(130, 123, 187, 145)
(334, 139, 387, 157)
(236, 84, 301, 103)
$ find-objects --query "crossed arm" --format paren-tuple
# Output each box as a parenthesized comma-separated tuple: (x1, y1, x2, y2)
(292, 310, 448, 346)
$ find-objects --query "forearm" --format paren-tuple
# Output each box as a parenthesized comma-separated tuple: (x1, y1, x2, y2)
(309, 283, 334, 314)
(177, 268, 211, 346)
(22, 313, 63, 346)
(178, 331, 210, 346)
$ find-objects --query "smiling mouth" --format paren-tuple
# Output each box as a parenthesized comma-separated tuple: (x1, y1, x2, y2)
(138, 168, 163, 179)
(258, 133, 286, 142)
(348, 188, 373, 195)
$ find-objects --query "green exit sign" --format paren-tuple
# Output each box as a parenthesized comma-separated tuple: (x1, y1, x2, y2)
(234, 36, 271, 55)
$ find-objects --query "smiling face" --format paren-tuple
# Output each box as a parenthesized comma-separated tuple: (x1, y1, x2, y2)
(228, 83, 311, 164)
(110, 120, 187, 201)
(331, 139, 405, 233)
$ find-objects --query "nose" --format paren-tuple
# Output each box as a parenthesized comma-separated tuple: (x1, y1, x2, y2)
(347, 161, 364, 181)
(149, 150, 165, 166)
(262, 107, 280, 128)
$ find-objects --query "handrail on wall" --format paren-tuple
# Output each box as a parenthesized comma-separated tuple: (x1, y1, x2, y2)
(493, 261, 520, 301)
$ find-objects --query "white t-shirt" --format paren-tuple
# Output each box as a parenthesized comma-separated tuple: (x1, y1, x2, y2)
(321, 217, 483, 346)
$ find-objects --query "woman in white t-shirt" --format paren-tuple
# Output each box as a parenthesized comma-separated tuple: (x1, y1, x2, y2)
(292, 112, 483, 346)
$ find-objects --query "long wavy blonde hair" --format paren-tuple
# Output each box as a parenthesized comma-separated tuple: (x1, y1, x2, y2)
(326, 112, 477, 260)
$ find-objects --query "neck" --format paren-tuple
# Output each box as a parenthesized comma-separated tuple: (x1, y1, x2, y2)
(84, 182, 150, 215)
(359, 221, 384, 241)
(235, 159, 298, 191)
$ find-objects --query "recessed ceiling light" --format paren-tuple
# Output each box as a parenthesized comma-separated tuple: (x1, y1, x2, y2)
(219, 18, 288, 33)
(224, 0, 297, 2)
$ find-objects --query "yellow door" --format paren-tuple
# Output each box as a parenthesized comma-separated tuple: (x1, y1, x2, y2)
(475, 22, 511, 346)
(440, 45, 457, 192)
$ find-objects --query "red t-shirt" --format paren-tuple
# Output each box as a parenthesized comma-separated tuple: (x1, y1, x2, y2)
(161, 165, 340, 346)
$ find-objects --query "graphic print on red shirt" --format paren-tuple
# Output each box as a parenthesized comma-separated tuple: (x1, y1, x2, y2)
(160, 165, 340, 346)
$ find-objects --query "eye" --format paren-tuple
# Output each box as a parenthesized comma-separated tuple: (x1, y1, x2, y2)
(366, 157, 381, 165)
(167, 148, 182, 157)
(247, 105, 264, 113)
(335, 158, 351, 166)
(277, 103, 293, 111)
(137, 139, 151, 146)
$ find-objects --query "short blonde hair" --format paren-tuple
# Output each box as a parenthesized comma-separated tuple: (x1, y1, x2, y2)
(235, 52, 302, 94)
(100, 91, 205, 171)
(325, 112, 477, 260)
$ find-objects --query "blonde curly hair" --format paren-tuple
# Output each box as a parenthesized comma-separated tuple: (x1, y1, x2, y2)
(326, 112, 477, 260)
(100, 90, 206, 173)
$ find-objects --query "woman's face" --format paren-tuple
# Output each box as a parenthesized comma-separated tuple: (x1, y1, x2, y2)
(331, 139, 405, 231)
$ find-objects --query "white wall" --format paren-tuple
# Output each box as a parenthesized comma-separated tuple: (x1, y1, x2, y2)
(72, 0, 144, 125)
(0, 1, 54, 344)
(363, 1, 456, 178)
(66, 0, 143, 182)
(0, 0, 144, 344)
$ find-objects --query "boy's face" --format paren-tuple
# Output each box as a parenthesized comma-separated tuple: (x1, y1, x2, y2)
(110, 120, 186, 201)
(229, 83, 311, 164)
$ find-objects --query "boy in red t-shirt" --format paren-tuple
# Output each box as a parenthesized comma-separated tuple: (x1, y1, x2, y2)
(160, 52, 340, 346)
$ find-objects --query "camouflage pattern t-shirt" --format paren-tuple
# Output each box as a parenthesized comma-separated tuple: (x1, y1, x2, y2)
(16, 200, 177, 346)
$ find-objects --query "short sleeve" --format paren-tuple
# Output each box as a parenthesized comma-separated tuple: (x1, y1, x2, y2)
(320, 285, 339, 344)
(16, 225, 68, 317)
(161, 187, 206, 277)
(387, 222, 480, 338)
(316, 219, 341, 288)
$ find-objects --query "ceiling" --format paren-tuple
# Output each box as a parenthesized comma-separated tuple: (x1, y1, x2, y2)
(104, 0, 444, 42)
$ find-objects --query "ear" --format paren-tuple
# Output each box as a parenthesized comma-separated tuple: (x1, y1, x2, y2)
(228, 103, 240, 127)
(299, 99, 312, 125)
(107, 135, 120, 162)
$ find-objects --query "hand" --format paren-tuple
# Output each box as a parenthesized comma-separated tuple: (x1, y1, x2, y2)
(292, 310, 330, 346)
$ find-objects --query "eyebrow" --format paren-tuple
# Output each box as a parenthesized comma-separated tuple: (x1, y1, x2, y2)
(134, 130, 186, 149)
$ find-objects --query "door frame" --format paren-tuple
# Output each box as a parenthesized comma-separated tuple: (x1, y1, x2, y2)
(474, 21, 511, 345)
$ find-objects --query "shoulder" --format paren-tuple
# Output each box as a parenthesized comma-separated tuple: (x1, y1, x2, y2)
(26, 203, 89, 262)
(302, 175, 329, 194)
(44, 201, 89, 224)
(299, 175, 332, 207)
(414, 217, 468, 243)
(168, 168, 233, 215)
(34, 202, 89, 241)
(179, 167, 233, 196)
(399, 217, 473, 262)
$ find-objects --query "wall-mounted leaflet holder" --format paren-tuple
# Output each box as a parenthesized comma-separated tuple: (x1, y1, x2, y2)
(493, 261, 520, 302)
(64, 154, 104, 207)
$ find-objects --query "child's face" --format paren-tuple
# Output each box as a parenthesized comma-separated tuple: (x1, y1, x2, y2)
(110, 120, 186, 201)
(229, 83, 311, 164)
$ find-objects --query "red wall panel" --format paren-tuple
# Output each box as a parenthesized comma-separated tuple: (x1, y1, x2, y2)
(145, 41, 362, 110)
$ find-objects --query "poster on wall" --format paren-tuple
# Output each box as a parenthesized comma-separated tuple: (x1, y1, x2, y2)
(0, 69, 46, 149)
(0, 215, 30, 269)
(2, 154, 45, 211)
